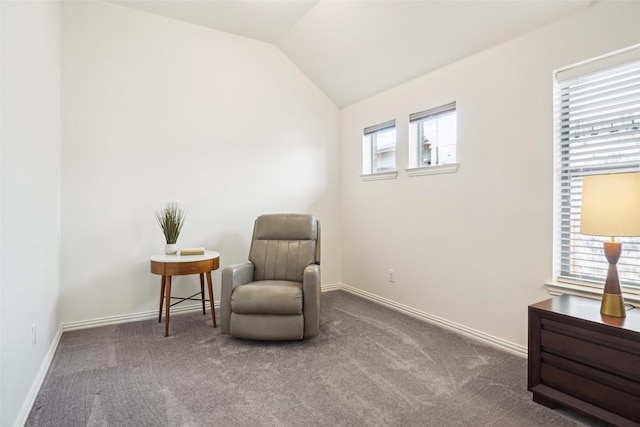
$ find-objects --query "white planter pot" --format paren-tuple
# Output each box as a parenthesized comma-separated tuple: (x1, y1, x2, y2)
(165, 243, 178, 255)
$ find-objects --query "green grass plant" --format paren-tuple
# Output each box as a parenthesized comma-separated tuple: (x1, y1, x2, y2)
(155, 202, 185, 244)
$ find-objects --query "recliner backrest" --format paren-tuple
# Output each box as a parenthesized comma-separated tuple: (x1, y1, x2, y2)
(249, 214, 320, 282)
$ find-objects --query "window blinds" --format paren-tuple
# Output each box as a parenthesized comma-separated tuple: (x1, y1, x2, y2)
(409, 102, 456, 123)
(364, 120, 395, 135)
(555, 47, 640, 287)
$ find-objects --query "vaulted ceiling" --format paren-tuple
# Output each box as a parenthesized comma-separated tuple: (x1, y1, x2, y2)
(110, 0, 594, 108)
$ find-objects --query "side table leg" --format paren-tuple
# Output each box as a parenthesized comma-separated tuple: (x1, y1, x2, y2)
(200, 273, 206, 315)
(206, 271, 217, 328)
(159, 276, 166, 323)
(165, 276, 172, 337)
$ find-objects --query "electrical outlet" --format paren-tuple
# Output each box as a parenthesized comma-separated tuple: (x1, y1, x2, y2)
(31, 324, 37, 348)
(388, 269, 395, 283)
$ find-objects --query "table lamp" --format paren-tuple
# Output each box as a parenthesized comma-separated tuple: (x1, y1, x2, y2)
(580, 172, 640, 317)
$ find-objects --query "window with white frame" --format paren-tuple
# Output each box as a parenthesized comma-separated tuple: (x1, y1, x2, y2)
(554, 46, 640, 289)
(362, 120, 396, 175)
(408, 102, 457, 168)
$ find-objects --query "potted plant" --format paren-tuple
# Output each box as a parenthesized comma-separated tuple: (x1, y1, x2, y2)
(155, 202, 185, 254)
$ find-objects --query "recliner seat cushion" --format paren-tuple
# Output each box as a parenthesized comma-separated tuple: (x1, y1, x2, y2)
(231, 281, 303, 315)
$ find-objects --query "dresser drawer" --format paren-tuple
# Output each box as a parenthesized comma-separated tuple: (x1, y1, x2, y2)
(541, 352, 640, 397)
(541, 363, 640, 422)
(541, 322, 640, 382)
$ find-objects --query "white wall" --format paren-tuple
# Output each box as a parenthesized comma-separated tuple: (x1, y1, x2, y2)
(1, 1, 62, 426)
(339, 0, 640, 348)
(5, 0, 637, 423)
(61, 1, 340, 324)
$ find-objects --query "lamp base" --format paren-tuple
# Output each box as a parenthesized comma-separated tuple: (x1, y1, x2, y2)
(601, 292, 626, 318)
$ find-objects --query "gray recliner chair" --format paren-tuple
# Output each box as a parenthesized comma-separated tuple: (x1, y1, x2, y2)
(220, 214, 321, 340)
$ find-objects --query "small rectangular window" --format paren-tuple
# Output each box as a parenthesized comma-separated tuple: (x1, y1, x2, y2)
(363, 120, 396, 174)
(409, 102, 457, 168)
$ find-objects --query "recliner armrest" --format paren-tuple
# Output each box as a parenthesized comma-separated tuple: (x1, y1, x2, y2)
(223, 262, 254, 288)
(302, 264, 321, 337)
(220, 262, 255, 333)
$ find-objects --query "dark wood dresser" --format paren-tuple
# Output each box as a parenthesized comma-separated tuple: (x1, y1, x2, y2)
(528, 295, 640, 426)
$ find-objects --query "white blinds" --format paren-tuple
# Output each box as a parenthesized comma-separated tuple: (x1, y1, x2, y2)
(409, 102, 456, 123)
(364, 120, 395, 135)
(555, 47, 640, 287)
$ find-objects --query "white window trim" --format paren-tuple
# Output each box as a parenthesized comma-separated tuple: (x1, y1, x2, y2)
(360, 170, 398, 181)
(362, 120, 396, 176)
(545, 280, 640, 307)
(405, 163, 459, 177)
(409, 101, 457, 169)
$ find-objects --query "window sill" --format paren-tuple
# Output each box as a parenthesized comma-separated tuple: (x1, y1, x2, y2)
(360, 171, 398, 181)
(405, 163, 459, 177)
(545, 280, 640, 307)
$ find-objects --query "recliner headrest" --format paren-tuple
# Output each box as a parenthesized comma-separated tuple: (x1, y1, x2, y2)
(254, 214, 317, 241)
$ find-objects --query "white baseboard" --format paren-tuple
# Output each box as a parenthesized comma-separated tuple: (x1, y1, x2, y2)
(61, 284, 347, 331)
(15, 325, 63, 427)
(64, 286, 344, 331)
(62, 302, 221, 332)
(320, 283, 341, 292)
(332, 284, 527, 358)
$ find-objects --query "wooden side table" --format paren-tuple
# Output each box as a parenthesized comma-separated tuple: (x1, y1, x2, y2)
(150, 251, 220, 336)
(528, 295, 640, 425)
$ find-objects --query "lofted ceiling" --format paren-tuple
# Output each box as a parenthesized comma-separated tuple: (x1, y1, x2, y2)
(109, 0, 594, 108)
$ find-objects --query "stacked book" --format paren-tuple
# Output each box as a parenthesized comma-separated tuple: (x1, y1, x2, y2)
(179, 247, 206, 256)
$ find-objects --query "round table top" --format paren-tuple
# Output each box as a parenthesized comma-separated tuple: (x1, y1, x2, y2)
(150, 250, 220, 263)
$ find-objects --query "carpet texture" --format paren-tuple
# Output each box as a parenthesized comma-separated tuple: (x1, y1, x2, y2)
(27, 290, 604, 426)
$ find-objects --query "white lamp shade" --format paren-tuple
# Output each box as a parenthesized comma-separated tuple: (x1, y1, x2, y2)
(580, 172, 640, 237)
